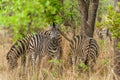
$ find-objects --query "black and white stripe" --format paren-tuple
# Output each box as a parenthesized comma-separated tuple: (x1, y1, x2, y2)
(6, 24, 63, 70)
(6, 34, 32, 70)
(96, 27, 112, 41)
(70, 34, 99, 71)
(28, 24, 62, 70)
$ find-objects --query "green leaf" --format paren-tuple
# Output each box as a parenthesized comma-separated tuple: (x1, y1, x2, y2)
(117, 42, 120, 49)
(78, 63, 88, 71)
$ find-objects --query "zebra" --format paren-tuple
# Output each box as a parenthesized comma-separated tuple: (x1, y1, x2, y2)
(24, 30, 51, 70)
(29, 23, 62, 70)
(69, 34, 99, 72)
(6, 24, 62, 71)
(6, 34, 32, 70)
(96, 27, 112, 41)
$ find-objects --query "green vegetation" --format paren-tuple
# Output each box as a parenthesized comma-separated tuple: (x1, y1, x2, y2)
(107, 4, 120, 38)
(48, 59, 63, 66)
(78, 63, 88, 71)
(0, 0, 79, 41)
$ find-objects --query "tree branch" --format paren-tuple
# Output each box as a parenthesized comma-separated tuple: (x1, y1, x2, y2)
(57, 28, 71, 42)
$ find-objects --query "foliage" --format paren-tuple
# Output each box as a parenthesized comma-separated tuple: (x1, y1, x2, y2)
(97, 0, 114, 18)
(117, 42, 120, 50)
(102, 59, 109, 65)
(0, 1, 39, 40)
(62, 0, 80, 27)
(78, 63, 88, 71)
(0, 0, 61, 41)
(0, 0, 80, 41)
(106, 5, 120, 38)
(48, 59, 63, 66)
(96, 2, 120, 39)
(40, 0, 62, 24)
(96, 0, 113, 29)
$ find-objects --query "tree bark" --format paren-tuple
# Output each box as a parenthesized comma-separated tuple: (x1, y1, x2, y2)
(78, 0, 88, 35)
(78, 0, 99, 37)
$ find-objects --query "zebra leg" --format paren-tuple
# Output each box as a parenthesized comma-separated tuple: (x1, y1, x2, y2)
(20, 54, 26, 75)
(72, 54, 75, 74)
(57, 47, 63, 76)
(86, 59, 96, 77)
(26, 54, 32, 69)
(31, 51, 36, 72)
(89, 60, 96, 72)
(36, 54, 42, 70)
(21, 54, 26, 68)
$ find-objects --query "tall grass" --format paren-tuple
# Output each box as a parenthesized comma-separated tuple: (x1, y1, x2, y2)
(0, 28, 115, 80)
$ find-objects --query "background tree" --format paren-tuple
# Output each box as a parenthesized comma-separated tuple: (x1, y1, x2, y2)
(0, 0, 62, 41)
(103, 0, 120, 79)
(78, 0, 99, 37)
(0, 0, 80, 41)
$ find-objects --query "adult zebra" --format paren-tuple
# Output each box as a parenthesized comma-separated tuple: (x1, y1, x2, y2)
(6, 23, 62, 70)
(29, 23, 62, 70)
(69, 34, 99, 72)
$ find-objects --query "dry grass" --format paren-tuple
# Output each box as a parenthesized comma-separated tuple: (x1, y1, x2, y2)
(0, 27, 116, 80)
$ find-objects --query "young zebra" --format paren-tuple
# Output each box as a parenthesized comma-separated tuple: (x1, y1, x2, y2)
(70, 34, 99, 72)
(24, 30, 51, 70)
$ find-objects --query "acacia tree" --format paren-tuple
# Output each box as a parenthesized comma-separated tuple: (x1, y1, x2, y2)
(78, 0, 99, 37)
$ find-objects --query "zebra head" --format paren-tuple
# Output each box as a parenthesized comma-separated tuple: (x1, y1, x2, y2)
(49, 22, 59, 39)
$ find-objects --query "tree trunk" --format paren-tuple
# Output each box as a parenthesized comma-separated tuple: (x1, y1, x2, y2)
(78, 0, 99, 37)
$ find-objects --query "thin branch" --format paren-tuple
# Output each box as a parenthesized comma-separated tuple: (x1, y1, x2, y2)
(57, 28, 71, 42)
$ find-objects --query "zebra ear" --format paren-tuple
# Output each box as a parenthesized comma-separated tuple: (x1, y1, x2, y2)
(50, 22, 58, 32)
(52, 22, 56, 28)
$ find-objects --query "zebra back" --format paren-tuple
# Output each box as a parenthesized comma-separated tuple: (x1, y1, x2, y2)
(28, 30, 51, 55)
(82, 37, 99, 65)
